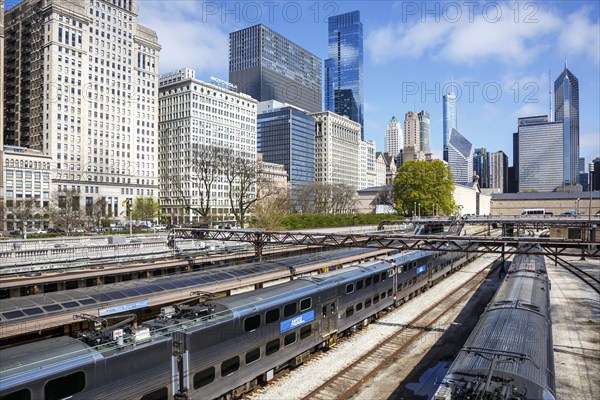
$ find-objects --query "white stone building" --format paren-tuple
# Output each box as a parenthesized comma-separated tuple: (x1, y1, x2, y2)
(312, 111, 361, 189)
(447, 128, 474, 184)
(384, 116, 403, 158)
(158, 71, 257, 225)
(359, 140, 377, 190)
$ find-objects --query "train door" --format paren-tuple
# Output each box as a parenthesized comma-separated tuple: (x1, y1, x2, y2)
(319, 297, 338, 349)
(392, 264, 398, 305)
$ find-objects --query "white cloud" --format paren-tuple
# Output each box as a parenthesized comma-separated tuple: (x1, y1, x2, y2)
(556, 8, 600, 65)
(138, 1, 230, 77)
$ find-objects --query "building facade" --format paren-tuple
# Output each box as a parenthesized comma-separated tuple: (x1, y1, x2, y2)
(447, 128, 473, 184)
(578, 157, 588, 192)
(403, 111, 423, 162)
(418, 110, 431, 155)
(2, 146, 53, 231)
(324, 10, 364, 139)
(517, 116, 564, 192)
(158, 72, 257, 225)
(473, 148, 490, 188)
(229, 24, 322, 113)
(384, 116, 402, 158)
(490, 151, 508, 193)
(312, 111, 361, 189)
(442, 91, 457, 160)
(374, 152, 387, 187)
(4, 0, 160, 220)
(591, 158, 600, 191)
(554, 66, 579, 187)
(257, 100, 315, 192)
(358, 140, 376, 190)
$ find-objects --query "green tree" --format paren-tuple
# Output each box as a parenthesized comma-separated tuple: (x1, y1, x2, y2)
(132, 196, 159, 223)
(393, 160, 456, 216)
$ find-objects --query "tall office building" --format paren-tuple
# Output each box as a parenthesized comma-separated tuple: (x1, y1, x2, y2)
(257, 100, 315, 192)
(312, 111, 361, 189)
(578, 157, 588, 191)
(518, 116, 563, 192)
(384, 116, 403, 157)
(4, 0, 160, 218)
(591, 158, 600, 191)
(490, 151, 509, 192)
(359, 140, 377, 190)
(324, 11, 364, 139)
(554, 65, 579, 187)
(229, 24, 322, 113)
(418, 110, 431, 154)
(1, 0, 5, 231)
(442, 91, 457, 160)
(473, 148, 490, 188)
(158, 71, 257, 224)
(447, 128, 473, 184)
(403, 111, 422, 162)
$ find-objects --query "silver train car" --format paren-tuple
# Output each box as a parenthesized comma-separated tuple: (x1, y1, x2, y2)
(433, 247, 555, 400)
(1, 244, 478, 400)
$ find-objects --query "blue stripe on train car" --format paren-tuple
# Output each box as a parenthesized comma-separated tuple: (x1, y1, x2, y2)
(416, 265, 427, 275)
(280, 310, 315, 333)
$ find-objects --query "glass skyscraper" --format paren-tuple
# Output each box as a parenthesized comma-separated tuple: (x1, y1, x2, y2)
(554, 66, 579, 187)
(442, 92, 457, 161)
(324, 11, 364, 139)
(229, 24, 322, 113)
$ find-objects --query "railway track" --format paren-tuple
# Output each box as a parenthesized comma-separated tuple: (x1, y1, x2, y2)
(301, 256, 502, 400)
(549, 254, 600, 295)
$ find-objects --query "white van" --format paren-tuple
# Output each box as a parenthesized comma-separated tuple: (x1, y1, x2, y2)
(521, 209, 553, 216)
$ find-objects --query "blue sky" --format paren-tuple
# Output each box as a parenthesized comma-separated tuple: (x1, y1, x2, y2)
(6, 0, 600, 170)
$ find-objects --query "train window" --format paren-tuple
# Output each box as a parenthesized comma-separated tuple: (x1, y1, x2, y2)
(300, 325, 312, 339)
(381, 291, 387, 299)
(193, 367, 215, 389)
(322, 305, 327, 318)
(365, 298, 372, 308)
(300, 298, 311, 311)
(381, 272, 386, 281)
(0, 388, 30, 400)
(245, 348, 260, 365)
(373, 294, 380, 304)
(365, 277, 372, 287)
(284, 303, 297, 317)
(373, 274, 380, 284)
(330, 303, 336, 315)
(345, 283, 354, 294)
(387, 289, 393, 298)
(44, 371, 85, 400)
(284, 332, 296, 347)
(346, 306, 354, 317)
(356, 302, 363, 312)
(221, 356, 240, 377)
(388, 269, 394, 277)
(266, 339, 280, 356)
(356, 280, 364, 290)
(265, 308, 280, 324)
(140, 387, 168, 400)
(244, 314, 260, 332)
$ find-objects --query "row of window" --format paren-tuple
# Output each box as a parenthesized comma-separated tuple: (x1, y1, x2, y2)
(194, 323, 313, 389)
(346, 290, 394, 317)
(345, 271, 390, 295)
(243, 297, 312, 332)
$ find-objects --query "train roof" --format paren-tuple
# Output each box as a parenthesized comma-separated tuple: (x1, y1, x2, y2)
(0, 248, 372, 325)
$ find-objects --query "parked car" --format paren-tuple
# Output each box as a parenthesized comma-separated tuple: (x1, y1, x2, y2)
(560, 210, 577, 216)
(47, 228, 66, 233)
(10, 230, 22, 235)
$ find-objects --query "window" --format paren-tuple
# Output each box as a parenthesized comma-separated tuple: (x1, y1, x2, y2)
(365, 298, 372, 308)
(381, 272, 386, 281)
(387, 289, 393, 298)
(244, 314, 260, 332)
(265, 308, 280, 323)
(284, 302, 296, 317)
(0, 388, 30, 400)
(193, 367, 215, 389)
(373, 274, 380, 284)
(300, 325, 312, 339)
(346, 306, 354, 317)
(365, 277, 372, 287)
(300, 298, 311, 311)
(245, 348, 260, 365)
(345, 283, 354, 294)
(221, 356, 240, 377)
(322, 305, 327, 318)
(381, 291, 387, 299)
(266, 339, 280, 356)
(140, 387, 168, 400)
(374, 294, 380, 304)
(284, 332, 296, 347)
(356, 280, 364, 290)
(44, 371, 85, 399)
(356, 302, 363, 312)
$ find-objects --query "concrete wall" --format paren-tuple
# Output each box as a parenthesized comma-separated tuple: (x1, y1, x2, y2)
(491, 193, 600, 216)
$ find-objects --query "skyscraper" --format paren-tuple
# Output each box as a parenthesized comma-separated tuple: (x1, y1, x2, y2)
(324, 11, 364, 139)
(4, 0, 160, 216)
(447, 128, 473, 184)
(554, 65, 579, 187)
(418, 110, 431, 154)
(490, 151, 509, 192)
(518, 116, 564, 192)
(257, 101, 315, 192)
(591, 158, 600, 191)
(442, 91, 457, 160)
(229, 24, 322, 113)
(384, 116, 403, 157)
(578, 157, 588, 191)
(403, 111, 422, 162)
(473, 148, 490, 188)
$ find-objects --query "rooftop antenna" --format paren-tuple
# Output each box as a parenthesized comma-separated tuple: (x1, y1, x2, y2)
(549, 69, 553, 122)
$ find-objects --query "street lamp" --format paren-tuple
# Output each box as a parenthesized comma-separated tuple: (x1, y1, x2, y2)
(417, 203, 421, 217)
(575, 198, 580, 215)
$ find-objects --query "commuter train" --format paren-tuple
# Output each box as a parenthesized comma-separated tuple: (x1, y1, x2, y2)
(433, 246, 555, 400)
(1, 244, 479, 400)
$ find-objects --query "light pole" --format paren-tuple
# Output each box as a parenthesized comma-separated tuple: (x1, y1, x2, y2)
(417, 203, 420, 217)
(575, 198, 580, 215)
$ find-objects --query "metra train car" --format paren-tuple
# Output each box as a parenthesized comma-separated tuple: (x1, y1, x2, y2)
(0, 244, 478, 400)
(433, 247, 555, 400)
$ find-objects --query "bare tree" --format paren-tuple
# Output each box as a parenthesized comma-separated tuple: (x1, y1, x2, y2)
(251, 190, 292, 230)
(331, 184, 356, 214)
(49, 189, 82, 234)
(89, 198, 106, 228)
(7, 197, 41, 238)
(295, 183, 316, 214)
(375, 188, 397, 212)
(223, 149, 259, 228)
(313, 182, 333, 214)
